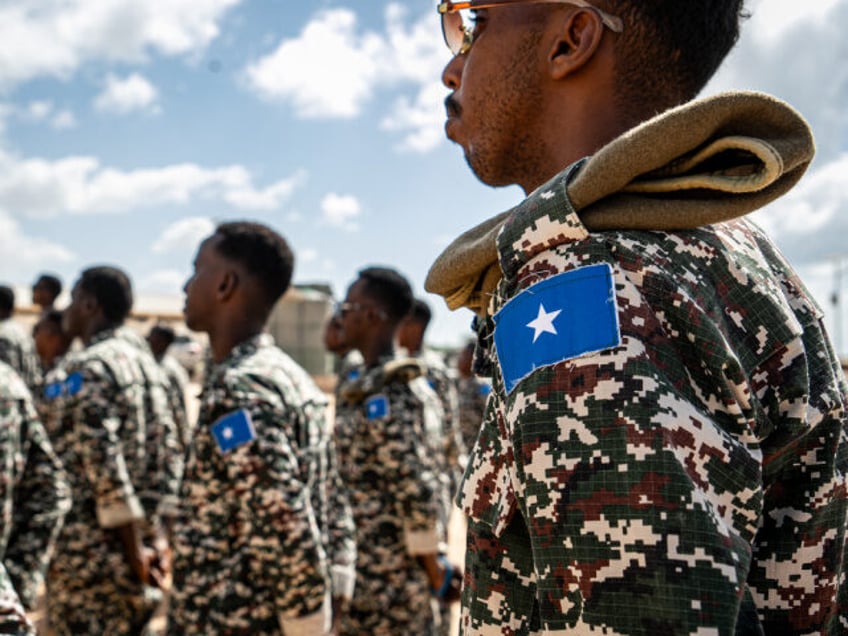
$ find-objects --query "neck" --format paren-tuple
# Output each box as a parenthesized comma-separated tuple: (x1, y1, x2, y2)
(84, 319, 120, 345)
(207, 317, 265, 364)
(360, 331, 395, 367)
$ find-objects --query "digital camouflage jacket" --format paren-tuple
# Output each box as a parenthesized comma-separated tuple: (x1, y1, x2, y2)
(429, 93, 847, 634)
(170, 334, 343, 635)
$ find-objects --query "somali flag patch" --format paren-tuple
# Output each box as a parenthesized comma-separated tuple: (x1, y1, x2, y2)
(64, 372, 84, 396)
(493, 263, 621, 393)
(365, 394, 389, 420)
(211, 409, 256, 454)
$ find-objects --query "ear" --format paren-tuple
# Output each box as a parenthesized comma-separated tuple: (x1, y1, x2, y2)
(546, 8, 606, 81)
(216, 270, 239, 301)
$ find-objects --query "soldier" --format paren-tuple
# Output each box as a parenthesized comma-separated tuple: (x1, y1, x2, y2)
(169, 221, 353, 635)
(0, 362, 41, 635)
(398, 299, 466, 490)
(427, 0, 848, 633)
(31, 273, 63, 313)
(0, 285, 41, 392)
(46, 266, 170, 634)
(147, 324, 193, 456)
(32, 309, 72, 373)
(0, 362, 71, 633)
(334, 267, 461, 635)
(454, 340, 491, 454)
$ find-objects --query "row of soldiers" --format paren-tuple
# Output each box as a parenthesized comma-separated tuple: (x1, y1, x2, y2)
(0, 220, 491, 635)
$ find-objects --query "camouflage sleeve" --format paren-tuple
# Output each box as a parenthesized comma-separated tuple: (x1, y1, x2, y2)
(493, 342, 766, 634)
(144, 381, 183, 523)
(745, 322, 848, 631)
(5, 400, 71, 609)
(0, 388, 36, 634)
(70, 362, 144, 528)
(0, 338, 18, 373)
(325, 437, 356, 600)
(381, 389, 442, 555)
(0, 567, 34, 636)
(216, 395, 330, 627)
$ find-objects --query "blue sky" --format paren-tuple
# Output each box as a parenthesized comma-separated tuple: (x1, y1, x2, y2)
(1, 0, 847, 350)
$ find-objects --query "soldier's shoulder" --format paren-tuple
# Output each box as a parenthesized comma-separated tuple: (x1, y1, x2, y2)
(0, 360, 29, 401)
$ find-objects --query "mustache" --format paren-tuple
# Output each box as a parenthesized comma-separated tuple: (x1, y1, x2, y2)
(444, 94, 461, 117)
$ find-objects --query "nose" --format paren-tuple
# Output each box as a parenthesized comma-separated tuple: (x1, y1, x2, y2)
(441, 53, 464, 90)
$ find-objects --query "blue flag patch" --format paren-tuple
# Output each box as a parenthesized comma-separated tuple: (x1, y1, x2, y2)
(211, 409, 256, 454)
(365, 394, 390, 420)
(64, 372, 84, 396)
(44, 382, 64, 401)
(494, 263, 621, 393)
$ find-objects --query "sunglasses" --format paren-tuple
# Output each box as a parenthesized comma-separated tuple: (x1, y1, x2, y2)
(437, 0, 623, 56)
(334, 301, 388, 321)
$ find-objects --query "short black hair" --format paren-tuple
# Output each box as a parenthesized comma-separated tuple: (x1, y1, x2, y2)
(0, 285, 14, 313)
(357, 266, 414, 322)
(213, 221, 294, 308)
(407, 298, 432, 329)
(34, 273, 62, 299)
(149, 324, 176, 346)
(77, 266, 134, 323)
(604, 0, 747, 121)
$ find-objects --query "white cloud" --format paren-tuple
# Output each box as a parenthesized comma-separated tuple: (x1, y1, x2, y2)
(224, 170, 307, 210)
(707, 0, 848, 164)
(138, 269, 189, 295)
(750, 154, 848, 266)
(94, 73, 160, 115)
(244, 5, 449, 151)
(320, 193, 361, 231)
(51, 110, 76, 130)
(152, 217, 215, 254)
(26, 100, 53, 121)
(0, 150, 307, 219)
(0, 0, 242, 90)
(0, 209, 76, 282)
(299, 248, 318, 264)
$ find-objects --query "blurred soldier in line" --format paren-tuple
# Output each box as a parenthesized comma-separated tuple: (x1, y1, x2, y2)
(170, 221, 353, 635)
(334, 267, 461, 635)
(0, 362, 43, 634)
(396, 298, 465, 635)
(147, 324, 193, 457)
(32, 309, 72, 374)
(45, 266, 172, 634)
(323, 313, 363, 402)
(454, 340, 491, 455)
(31, 273, 63, 313)
(398, 299, 466, 491)
(0, 285, 41, 392)
(0, 348, 71, 618)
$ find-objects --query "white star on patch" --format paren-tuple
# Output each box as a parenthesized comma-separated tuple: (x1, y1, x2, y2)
(526, 303, 562, 343)
(222, 427, 233, 440)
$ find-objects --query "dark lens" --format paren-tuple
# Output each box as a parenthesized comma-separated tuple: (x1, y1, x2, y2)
(441, 11, 464, 54)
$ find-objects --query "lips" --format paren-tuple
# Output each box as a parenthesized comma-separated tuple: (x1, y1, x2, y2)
(445, 94, 461, 118)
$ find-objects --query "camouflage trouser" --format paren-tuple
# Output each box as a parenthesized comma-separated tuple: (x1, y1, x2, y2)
(460, 514, 542, 636)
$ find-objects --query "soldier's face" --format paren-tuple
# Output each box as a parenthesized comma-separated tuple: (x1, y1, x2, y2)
(441, 6, 548, 188)
(62, 282, 88, 339)
(183, 236, 226, 333)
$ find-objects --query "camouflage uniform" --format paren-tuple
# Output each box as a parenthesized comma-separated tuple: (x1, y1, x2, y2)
(456, 374, 491, 457)
(115, 326, 183, 527)
(451, 160, 848, 634)
(4, 373, 71, 610)
(169, 334, 339, 635)
(0, 362, 45, 635)
(335, 355, 444, 635)
(0, 318, 40, 393)
(44, 328, 169, 634)
(159, 353, 193, 455)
